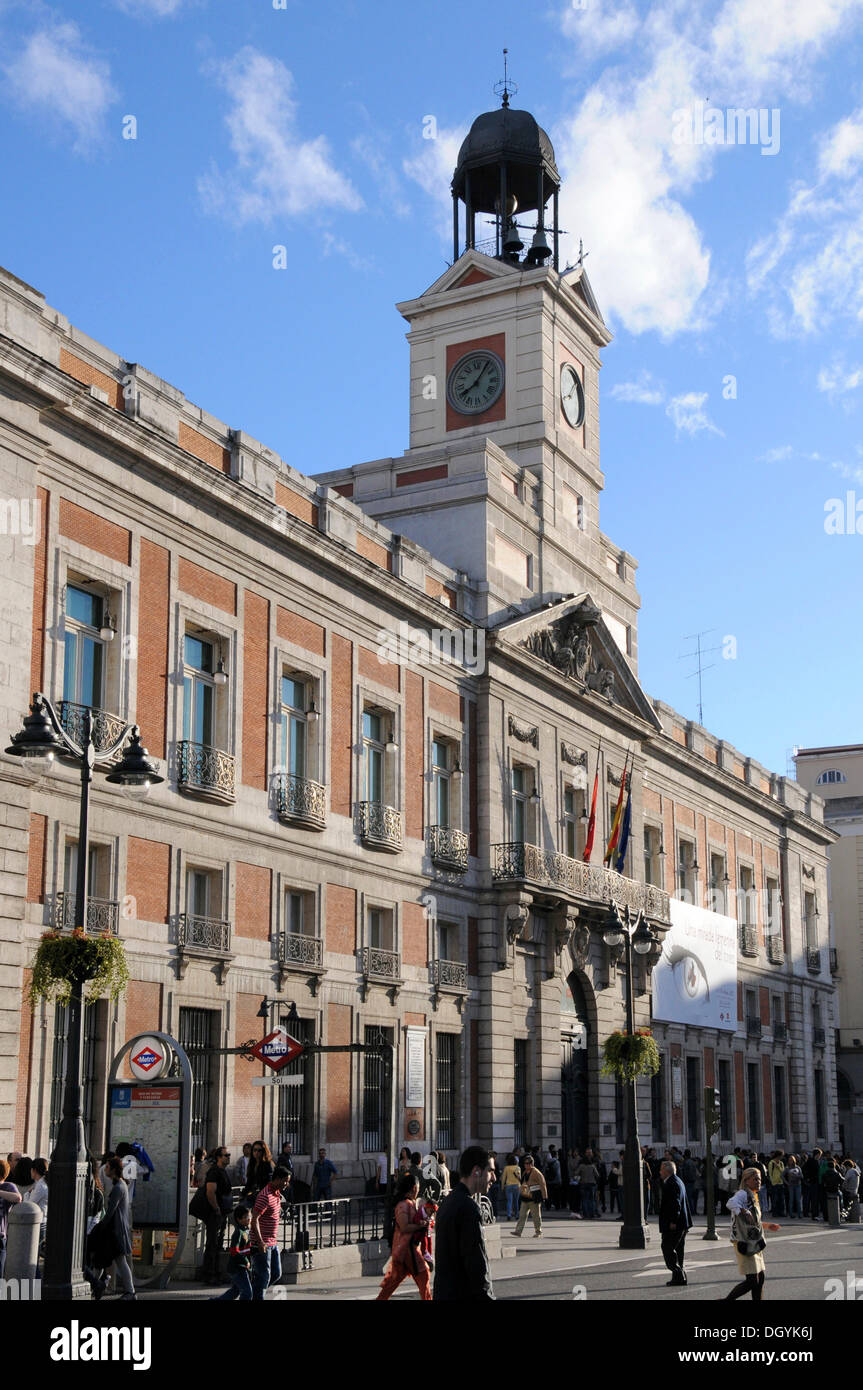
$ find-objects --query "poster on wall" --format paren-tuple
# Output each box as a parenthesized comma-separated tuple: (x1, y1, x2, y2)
(108, 1083, 183, 1228)
(652, 898, 737, 1031)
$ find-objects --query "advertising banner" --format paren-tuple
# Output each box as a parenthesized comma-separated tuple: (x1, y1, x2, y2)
(652, 898, 737, 1031)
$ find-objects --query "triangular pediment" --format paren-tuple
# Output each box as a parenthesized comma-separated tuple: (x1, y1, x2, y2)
(418, 249, 520, 299)
(561, 265, 605, 325)
(493, 592, 660, 729)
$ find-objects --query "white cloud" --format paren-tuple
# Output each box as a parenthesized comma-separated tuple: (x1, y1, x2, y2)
(199, 48, 362, 225)
(609, 370, 664, 404)
(666, 391, 724, 438)
(351, 131, 411, 219)
(114, 0, 186, 14)
(1, 21, 116, 151)
(831, 459, 863, 484)
(747, 106, 863, 334)
(758, 444, 793, 462)
(402, 123, 466, 244)
(560, 0, 641, 56)
(817, 359, 863, 396)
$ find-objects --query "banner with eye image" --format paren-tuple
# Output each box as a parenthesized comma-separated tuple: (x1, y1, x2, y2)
(651, 898, 738, 1031)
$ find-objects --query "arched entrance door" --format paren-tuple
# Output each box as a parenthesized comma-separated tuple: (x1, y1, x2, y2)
(561, 973, 590, 1153)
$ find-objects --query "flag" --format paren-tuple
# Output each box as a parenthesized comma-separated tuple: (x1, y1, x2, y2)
(614, 785, 633, 874)
(582, 766, 598, 863)
(604, 753, 629, 865)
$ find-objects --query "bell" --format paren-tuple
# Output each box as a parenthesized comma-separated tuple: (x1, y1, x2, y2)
(527, 225, 551, 265)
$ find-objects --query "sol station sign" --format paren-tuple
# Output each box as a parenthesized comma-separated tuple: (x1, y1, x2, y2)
(251, 1028, 305, 1072)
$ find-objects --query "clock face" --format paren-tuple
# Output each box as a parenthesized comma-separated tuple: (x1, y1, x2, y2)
(560, 363, 585, 428)
(447, 350, 505, 415)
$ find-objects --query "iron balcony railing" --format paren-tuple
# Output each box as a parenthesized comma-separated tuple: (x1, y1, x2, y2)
(177, 913, 232, 954)
(278, 931, 324, 970)
(813, 1027, 826, 1047)
(430, 958, 468, 991)
(53, 892, 120, 935)
(58, 701, 126, 756)
(359, 945, 401, 982)
(428, 825, 469, 872)
(177, 741, 235, 802)
(276, 773, 326, 830)
(766, 934, 785, 964)
(773, 1021, 788, 1042)
(746, 1015, 762, 1038)
(738, 923, 759, 957)
(806, 946, 822, 974)
(491, 842, 671, 922)
(358, 802, 403, 853)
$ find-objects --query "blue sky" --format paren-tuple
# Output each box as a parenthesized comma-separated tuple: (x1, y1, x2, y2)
(1, 0, 862, 777)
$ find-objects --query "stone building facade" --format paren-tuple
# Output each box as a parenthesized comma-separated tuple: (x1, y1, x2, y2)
(0, 103, 839, 1183)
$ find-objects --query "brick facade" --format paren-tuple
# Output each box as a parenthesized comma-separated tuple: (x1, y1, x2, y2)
(59, 497, 131, 565)
(127, 837, 171, 925)
(241, 591, 270, 790)
(137, 539, 170, 757)
(325, 1003, 352, 1143)
(330, 635, 352, 817)
(235, 862, 272, 941)
(177, 556, 236, 616)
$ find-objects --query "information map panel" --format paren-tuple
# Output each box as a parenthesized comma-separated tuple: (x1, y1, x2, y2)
(108, 1083, 183, 1228)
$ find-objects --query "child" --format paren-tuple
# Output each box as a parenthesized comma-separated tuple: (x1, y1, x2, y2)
(416, 1196, 438, 1271)
(215, 1203, 253, 1301)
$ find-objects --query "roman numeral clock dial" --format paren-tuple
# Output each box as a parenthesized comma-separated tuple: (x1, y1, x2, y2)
(446, 349, 505, 415)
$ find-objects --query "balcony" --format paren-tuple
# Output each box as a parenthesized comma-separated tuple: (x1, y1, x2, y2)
(177, 741, 235, 803)
(430, 957, 468, 1009)
(358, 802, 403, 854)
(276, 773, 326, 830)
(359, 945, 402, 999)
(59, 701, 126, 757)
(766, 934, 785, 964)
(746, 1015, 763, 1038)
(428, 825, 469, 873)
(806, 946, 822, 974)
(177, 912, 233, 982)
(277, 931, 324, 992)
(814, 1027, 826, 1047)
(491, 842, 671, 922)
(738, 923, 759, 957)
(773, 1021, 788, 1042)
(53, 892, 120, 935)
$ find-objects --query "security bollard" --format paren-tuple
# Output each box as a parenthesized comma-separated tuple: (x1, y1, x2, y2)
(826, 1192, 841, 1227)
(6, 1200, 41, 1284)
(847, 1197, 861, 1224)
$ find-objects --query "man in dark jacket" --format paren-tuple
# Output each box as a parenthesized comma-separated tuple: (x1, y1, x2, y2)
(658, 1159, 693, 1286)
(432, 1146, 495, 1301)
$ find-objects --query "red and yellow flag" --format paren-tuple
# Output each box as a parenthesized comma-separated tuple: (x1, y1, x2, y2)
(604, 752, 630, 865)
(582, 766, 598, 863)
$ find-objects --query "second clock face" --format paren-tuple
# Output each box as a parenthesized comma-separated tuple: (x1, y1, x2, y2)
(560, 363, 585, 428)
(447, 350, 505, 415)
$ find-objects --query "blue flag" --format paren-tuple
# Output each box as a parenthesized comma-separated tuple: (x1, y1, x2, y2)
(614, 788, 632, 873)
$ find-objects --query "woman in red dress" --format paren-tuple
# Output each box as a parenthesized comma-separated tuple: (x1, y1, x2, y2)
(376, 1174, 431, 1301)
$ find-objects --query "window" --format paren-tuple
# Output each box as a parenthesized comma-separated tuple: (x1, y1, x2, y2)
(512, 767, 528, 843)
(564, 788, 579, 859)
(718, 1059, 733, 1142)
(438, 919, 460, 963)
(278, 1014, 312, 1154)
(804, 892, 818, 948)
(563, 484, 585, 530)
(285, 888, 314, 937)
(64, 840, 110, 900)
(677, 838, 697, 900)
(816, 769, 846, 784)
(186, 866, 222, 920)
(709, 853, 727, 913)
(368, 906, 394, 952)
(50, 1001, 101, 1150)
(280, 676, 310, 778)
(766, 877, 780, 934)
(644, 826, 662, 887)
(774, 1066, 787, 1139)
(650, 1058, 665, 1139)
(435, 1033, 458, 1150)
(814, 1070, 825, 1137)
(363, 709, 386, 804)
(772, 995, 785, 1031)
(362, 1025, 393, 1152)
(686, 1056, 700, 1140)
(432, 739, 453, 828)
(747, 1061, 760, 1141)
(183, 635, 215, 747)
(739, 865, 756, 927)
(63, 584, 107, 708)
(514, 1039, 528, 1149)
(178, 1007, 218, 1151)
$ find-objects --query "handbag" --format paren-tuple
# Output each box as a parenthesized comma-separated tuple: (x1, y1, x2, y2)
(733, 1201, 766, 1256)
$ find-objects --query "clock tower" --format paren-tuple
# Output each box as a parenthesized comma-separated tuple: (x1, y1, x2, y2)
(317, 91, 641, 667)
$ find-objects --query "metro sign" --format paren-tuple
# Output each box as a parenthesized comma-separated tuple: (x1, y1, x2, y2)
(251, 1028, 304, 1072)
(131, 1046, 162, 1073)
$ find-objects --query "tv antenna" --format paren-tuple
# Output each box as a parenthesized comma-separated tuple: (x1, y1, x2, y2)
(679, 628, 723, 727)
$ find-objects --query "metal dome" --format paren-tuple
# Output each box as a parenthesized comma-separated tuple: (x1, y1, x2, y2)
(452, 106, 560, 213)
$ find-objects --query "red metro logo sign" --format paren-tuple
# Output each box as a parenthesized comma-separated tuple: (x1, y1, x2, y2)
(251, 1028, 305, 1072)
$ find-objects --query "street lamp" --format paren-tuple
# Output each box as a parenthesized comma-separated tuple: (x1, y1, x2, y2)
(603, 900, 658, 1250)
(6, 692, 163, 1300)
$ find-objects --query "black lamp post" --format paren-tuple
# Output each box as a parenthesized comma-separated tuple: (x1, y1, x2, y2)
(6, 693, 163, 1300)
(603, 900, 658, 1250)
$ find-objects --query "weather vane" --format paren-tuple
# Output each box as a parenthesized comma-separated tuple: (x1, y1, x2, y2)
(493, 48, 518, 108)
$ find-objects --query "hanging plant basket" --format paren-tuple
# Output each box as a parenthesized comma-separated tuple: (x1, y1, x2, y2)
(29, 928, 130, 1007)
(601, 1029, 661, 1083)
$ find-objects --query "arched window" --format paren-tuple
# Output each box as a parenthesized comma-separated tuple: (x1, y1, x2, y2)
(816, 769, 847, 785)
